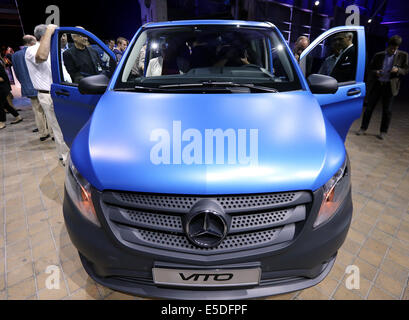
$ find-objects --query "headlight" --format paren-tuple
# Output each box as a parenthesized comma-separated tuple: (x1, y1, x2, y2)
(313, 157, 350, 228)
(65, 156, 100, 227)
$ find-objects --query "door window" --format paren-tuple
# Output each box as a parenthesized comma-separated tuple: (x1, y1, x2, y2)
(304, 31, 358, 84)
(58, 31, 117, 85)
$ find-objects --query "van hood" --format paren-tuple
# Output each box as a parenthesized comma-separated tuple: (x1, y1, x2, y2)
(71, 90, 346, 194)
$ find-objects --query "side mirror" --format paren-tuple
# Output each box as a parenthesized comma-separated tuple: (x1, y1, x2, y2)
(78, 74, 109, 95)
(307, 74, 338, 94)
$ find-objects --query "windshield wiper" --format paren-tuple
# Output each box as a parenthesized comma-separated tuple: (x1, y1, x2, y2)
(115, 82, 278, 93)
(159, 81, 279, 93)
(115, 86, 170, 93)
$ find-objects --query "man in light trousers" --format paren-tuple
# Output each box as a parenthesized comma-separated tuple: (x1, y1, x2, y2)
(25, 24, 70, 165)
(12, 34, 50, 141)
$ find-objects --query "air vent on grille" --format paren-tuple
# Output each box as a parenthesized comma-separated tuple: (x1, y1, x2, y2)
(116, 193, 198, 210)
(108, 205, 305, 235)
(103, 191, 309, 214)
(128, 228, 282, 252)
(216, 193, 296, 210)
(127, 210, 182, 230)
(231, 209, 289, 230)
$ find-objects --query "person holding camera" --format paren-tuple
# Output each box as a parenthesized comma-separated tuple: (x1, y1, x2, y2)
(357, 35, 409, 140)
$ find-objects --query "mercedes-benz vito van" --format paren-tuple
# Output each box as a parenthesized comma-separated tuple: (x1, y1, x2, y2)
(50, 20, 365, 299)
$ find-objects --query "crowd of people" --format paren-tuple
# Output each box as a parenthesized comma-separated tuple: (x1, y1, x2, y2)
(0, 27, 129, 166)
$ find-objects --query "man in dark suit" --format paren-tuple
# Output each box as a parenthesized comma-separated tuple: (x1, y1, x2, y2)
(63, 28, 105, 83)
(357, 35, 409, 139)
(330, 32, 357, 83)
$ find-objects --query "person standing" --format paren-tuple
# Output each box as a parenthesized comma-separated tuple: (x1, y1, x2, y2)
(0, 58, 23, 130)
(330, 32, 356, 83)
(60, 33, 70, 52)
(105, 39, 115, 51)
(293, 36, 313, 75)
(319, 40, 342, 76)
(25, 24, 69, 165)
(63, 28, 105, 83)
(293, 36, 310, 62)
(3, 47, 15, 84)
(12, 35, 50, 141)
(113, 37, 128, 62)
(357, 35, 409, 140)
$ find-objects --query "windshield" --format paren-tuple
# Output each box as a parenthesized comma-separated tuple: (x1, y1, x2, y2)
(115, 25, 303, 93)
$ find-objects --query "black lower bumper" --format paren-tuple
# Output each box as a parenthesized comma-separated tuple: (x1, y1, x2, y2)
(63, 187, 352, 300)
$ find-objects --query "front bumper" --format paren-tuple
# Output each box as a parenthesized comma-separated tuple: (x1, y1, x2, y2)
(63, 186, 352, 300)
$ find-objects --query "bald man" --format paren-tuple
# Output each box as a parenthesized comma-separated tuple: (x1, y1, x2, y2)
(293, 36, 312, 75)
(293, 36, 310, 62)
(63, 26, 106, 83)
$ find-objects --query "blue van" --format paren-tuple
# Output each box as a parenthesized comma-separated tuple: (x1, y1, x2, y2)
(51, 20, 365, 299)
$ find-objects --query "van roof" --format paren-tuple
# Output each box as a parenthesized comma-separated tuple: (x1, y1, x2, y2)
(143, 20, 275, 29)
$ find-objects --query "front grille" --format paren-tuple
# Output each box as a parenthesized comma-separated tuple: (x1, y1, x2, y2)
(100, 191, 312, 255)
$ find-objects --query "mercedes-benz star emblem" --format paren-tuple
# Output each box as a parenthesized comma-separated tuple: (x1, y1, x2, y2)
(185, 210, 228, 249)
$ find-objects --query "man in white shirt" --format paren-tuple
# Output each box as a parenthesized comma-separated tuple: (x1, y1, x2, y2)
(25, 24, 70, 165)
(146, 55, 163, 77)
(146, 42, 180, 77)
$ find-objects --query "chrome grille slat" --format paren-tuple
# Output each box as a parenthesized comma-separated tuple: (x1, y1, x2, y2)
(108, 206, 183, 233)
(230, 205, 306, 233)
(107, 205, 306, 235)
(119, 224, 295, 253)
(102, 191, 312, 213)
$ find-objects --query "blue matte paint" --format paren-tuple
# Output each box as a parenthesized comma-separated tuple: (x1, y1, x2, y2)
(72, 90, 346, 194)
(51, 86, 102, 146)
(51, 27, 118, 147)
(51, 21, 364, 195)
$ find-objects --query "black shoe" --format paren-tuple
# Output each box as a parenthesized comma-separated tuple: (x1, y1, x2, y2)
(377, 133, 386, 140)
(33, 128, 39, 133)
(10, 116, 23, 124)
(40, 134, 50, 142)
(52, 137, 55, 141)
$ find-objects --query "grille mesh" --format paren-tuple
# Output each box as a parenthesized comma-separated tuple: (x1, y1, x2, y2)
(114, 207, 298, 234)
(117, 193, 198, 210)
(216, 193, 296, 210)
(231, 209, 289, 230)
(108, 191, 300, 212)
(126, 210, 182, 231)
(133, 228, 280, 252)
